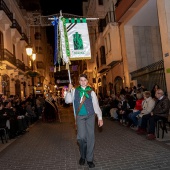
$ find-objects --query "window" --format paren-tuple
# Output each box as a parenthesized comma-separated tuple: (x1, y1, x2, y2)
(98, 19, 106, 33)
(13, 44, 16, 57)
(108, 33, 111, 52)
(100, 46, 106, 65)
(96, 54, 99, 68)
(98, 0, 103, 5)
(34, 32, 41, 40)
(36, 46, 42, 54)
(105, 37, 108, 54)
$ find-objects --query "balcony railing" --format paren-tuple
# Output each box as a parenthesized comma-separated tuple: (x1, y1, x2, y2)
(11, 19, 22, 36)
(0, 0, 13, 22)
(16, 59, 25, 72)
(25, 66, 31, 71)
(0, 49, 16, 65)
(115, 0, 136, 22)
(0, 0, 24, 37)
(105, 11, 116, 25)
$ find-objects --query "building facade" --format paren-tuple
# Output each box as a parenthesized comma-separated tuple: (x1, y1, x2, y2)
(0, 0, 54, 99)
(83, 0, 170, 97)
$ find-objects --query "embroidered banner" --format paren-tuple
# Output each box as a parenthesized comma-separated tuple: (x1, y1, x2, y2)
(60, 18, 91, 62)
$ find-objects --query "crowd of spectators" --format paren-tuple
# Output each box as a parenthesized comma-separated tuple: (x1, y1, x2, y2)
(0, 94, 45, 141)
(100, 84, 170, 140)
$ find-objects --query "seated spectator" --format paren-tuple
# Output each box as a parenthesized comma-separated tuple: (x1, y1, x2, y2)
(136, 91, 155, 131)
(16, 101, 28, 134)
(126, 93, 136, 110)
(116, 94, 128, 123)
(128, 92, 144, 128)
(25, 101, 36, 123)
(138, 89, 170, 140)
(151, 84, 160, 99)
(101, 96, 111, 117)
(131, 86, 137, 99)
(109, 94, 119, 120)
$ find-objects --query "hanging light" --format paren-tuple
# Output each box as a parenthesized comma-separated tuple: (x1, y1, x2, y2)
(26, 44, 33, 56)
(32, 53, 36, 61)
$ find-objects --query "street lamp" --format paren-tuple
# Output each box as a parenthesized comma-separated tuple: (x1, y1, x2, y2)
(26, 46, 36, 99)
(26, 44, 33, 56)
(31, 53, 36, 98)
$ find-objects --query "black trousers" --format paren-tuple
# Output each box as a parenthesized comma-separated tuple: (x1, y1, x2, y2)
(141, 114, 167, 134)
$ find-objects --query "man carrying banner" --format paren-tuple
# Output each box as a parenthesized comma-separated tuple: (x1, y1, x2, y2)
(65, 74, 103, 168)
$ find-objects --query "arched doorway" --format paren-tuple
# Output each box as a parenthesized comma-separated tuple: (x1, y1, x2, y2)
(15, 79, 21, 97)
(109, 82, 114, 95)
(1, 74, 10, 97)
(114, 76, 123, 95)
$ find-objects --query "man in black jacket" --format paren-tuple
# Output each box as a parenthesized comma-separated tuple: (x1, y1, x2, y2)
(138, 89, 170, 140)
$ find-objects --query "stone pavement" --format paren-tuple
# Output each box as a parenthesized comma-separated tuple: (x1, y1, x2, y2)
(0, 105, 170, 170)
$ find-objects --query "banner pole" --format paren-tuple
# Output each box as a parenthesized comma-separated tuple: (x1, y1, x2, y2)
(68, 69, 71, 84)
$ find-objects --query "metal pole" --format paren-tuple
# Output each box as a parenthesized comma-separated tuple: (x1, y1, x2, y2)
(68, 69, 71, 84)
(31, 60, 35, 102)
(48, 17, 99, 21)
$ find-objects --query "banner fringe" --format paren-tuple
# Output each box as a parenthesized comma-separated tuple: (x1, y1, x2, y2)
(54, 66, 56, 72)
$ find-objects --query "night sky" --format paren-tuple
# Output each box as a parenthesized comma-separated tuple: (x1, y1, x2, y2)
(40, 0, 83, 16)
(40, 0, 84, 48)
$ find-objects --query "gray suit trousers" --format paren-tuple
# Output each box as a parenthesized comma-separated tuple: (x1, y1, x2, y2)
(76, 114, 95, 162)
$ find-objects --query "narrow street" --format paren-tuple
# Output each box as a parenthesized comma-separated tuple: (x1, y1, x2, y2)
(0, 105, 170, 170)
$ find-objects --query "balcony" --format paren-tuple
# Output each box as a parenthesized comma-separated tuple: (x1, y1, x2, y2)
(103, 23, 122, 67)
(0, 0, 13, 24)
(105, 11, 116, 25)
(115, 0, 136, 22)
(16, 59, 25, 72)
(98, 64, 110, 73)
(10, 19, 22, 38)
(0, 49, 16, 67)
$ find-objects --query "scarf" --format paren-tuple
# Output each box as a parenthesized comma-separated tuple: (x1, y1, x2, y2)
(76, 86, 92, 98)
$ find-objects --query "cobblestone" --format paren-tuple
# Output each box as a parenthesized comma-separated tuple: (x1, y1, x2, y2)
(0, 106, 170, 169)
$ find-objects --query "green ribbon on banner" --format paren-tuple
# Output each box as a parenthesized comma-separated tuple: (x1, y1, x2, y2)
(61, 18, 70, 57)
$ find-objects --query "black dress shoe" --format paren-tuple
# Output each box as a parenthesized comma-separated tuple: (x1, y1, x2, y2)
(87, 161, 95, 168)
(79, 157, 85, 165)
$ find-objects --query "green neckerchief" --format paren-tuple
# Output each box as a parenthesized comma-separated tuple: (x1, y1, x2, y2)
(76, 86, 92, 98)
